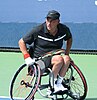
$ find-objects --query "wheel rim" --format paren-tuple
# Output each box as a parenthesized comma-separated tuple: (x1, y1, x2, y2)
(64, 62, 87, 99)
(10, 64, 37, 100)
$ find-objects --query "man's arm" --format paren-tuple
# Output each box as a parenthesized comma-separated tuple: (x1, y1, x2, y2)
(65, 37, 72, 55)
(18, 38, 35, 65)
(18, 38, 28, 55)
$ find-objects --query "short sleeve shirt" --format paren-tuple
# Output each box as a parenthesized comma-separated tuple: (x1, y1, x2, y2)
(23, 22, 72, 58)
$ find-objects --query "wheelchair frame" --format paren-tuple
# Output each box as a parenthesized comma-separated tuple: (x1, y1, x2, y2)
(10, 49, 88, 100)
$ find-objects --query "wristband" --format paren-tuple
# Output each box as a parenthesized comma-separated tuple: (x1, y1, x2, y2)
(24, 53, 30, 59)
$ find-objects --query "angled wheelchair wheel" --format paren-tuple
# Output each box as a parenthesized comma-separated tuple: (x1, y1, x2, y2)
(63, 61, 88, 100)
(10, 63, 41, 100)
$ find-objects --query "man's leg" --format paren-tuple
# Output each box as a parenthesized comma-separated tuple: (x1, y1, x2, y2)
(51, 55, 64, 78)
(51, 55, 68, 93)
(56, 55, 70, 91)
(59, 55, 70, 77)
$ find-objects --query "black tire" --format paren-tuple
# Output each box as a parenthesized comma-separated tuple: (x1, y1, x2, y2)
(64, 61, 88, 100)
(10, 63, 41, 100)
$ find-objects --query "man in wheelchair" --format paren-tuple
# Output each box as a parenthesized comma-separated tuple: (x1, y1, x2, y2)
(18, 10, 72, 95)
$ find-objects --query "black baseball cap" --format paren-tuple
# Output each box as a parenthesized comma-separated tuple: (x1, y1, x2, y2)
(46, 10, 60, 20)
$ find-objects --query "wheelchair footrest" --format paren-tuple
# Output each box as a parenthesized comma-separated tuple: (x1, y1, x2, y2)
(53, 90, 68, 95)
(39, 84, 49, 90)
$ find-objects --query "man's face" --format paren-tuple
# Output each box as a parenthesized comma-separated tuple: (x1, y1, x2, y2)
(46, 17, 59, 31)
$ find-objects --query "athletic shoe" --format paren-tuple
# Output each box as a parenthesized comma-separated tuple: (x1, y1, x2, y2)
(53, 83, 68, 94)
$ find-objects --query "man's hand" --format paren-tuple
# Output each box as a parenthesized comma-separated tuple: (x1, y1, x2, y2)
(24, 53, 35, 66)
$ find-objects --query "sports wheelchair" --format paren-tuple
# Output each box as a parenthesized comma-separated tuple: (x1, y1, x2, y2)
(10, 49, 88, 100)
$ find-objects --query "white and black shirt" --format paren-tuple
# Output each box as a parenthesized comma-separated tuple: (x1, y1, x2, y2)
(23, 22, 72, 58)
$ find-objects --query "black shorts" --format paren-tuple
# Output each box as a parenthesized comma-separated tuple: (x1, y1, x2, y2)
(29, 48, 52, 69)
(29, 48, 65, 69)
(42, 56, 52, 68)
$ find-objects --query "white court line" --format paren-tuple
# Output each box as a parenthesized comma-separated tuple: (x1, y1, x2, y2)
(0, 96, 44, 100)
